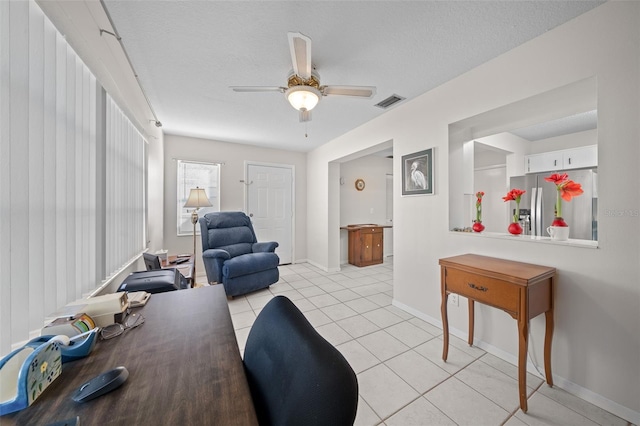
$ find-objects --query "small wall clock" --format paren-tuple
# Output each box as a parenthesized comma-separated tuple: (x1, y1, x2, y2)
(355, 178, 365, 191)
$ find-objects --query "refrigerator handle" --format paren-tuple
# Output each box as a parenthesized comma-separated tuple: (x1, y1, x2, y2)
(535, 187, 543, 236)
(530, 188, 537, 235)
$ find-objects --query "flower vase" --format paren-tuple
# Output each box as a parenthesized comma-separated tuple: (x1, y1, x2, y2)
(551, 217, 568, 227)
(472, 221, 485, 233)
(508, 222, 523, 235)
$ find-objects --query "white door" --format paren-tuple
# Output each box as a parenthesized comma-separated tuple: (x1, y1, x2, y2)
(246, 163, 293, 264)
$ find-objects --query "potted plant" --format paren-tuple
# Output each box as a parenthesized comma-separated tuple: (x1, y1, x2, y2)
(503, 188, 526, 235)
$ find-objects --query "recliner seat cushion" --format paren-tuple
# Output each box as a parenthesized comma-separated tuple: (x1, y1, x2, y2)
(222, 252, 280, 279)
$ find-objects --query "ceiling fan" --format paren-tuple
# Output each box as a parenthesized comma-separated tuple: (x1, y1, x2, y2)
(231, 32, 376, 122)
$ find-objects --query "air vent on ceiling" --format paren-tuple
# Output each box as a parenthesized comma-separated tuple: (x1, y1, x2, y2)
(374, 94, 406, 109)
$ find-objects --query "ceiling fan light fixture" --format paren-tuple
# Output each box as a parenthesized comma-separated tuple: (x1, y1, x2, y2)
(286, 85, 321, 111)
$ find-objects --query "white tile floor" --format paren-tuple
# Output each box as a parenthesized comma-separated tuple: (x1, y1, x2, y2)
(227, 259, 632, 426)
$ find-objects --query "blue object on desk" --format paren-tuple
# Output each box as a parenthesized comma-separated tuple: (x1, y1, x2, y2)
(36, 330, 98, 363)
(0, 340, 63, 415)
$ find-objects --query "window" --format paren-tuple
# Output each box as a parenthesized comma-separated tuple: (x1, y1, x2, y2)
(177, 160, 220, 236)
(0, 0, 146, 355)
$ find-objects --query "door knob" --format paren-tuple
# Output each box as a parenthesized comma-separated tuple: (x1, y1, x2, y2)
(249, 213, 253, 217)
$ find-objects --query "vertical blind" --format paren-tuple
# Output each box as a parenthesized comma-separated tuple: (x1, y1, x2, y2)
(0, 0, 146, 355)
(105, 96, 146, 279)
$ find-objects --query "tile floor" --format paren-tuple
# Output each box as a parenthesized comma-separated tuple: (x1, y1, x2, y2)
(227, 258, 632, 426)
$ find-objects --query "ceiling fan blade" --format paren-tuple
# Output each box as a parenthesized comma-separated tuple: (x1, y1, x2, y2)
(230, 86, 285, 93)
(299, 109, 312, 122)
(288, 32, 312, 80)
(322, 85, 376, 98)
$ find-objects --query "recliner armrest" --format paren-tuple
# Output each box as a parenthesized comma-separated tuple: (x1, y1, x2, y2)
(252, 242, 278, 253)
(201, 249, 230, 284)
(202, 249, 231, 260)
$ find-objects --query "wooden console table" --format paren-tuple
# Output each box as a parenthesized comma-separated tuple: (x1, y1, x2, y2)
(439, 254, 556, 412)
(341, 224, 391, 267)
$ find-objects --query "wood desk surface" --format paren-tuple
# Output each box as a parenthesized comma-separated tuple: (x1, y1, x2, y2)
(439, 253, 556, 286)
(3, 285, 258, 426)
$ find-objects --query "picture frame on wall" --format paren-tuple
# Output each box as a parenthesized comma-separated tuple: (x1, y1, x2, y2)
(402, 148, 434, 196)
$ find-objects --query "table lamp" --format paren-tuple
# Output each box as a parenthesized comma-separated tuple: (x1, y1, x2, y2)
(184, 187, 212, 284)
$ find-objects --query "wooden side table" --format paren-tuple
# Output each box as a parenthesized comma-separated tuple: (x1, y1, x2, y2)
(439, 254, 556, 412)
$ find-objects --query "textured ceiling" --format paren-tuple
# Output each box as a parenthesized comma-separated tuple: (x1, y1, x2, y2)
(510, 109, 598, 141)
(102, 1, 603, 152)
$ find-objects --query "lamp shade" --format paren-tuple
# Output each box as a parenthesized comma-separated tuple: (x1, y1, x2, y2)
(184, 187, 212, 208)
(285, 86, 321, 111)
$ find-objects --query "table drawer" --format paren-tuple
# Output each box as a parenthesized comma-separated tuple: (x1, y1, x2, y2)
(445, 268, 520, 314)
(359, 227, 382, 234)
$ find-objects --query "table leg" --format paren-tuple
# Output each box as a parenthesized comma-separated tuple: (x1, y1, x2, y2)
(517, 317, 529, 412)
(441, 270, 449, 361)
(468, 299, 475, 346)
(544, 309, 554, 387)
(441, 297, 449, 361)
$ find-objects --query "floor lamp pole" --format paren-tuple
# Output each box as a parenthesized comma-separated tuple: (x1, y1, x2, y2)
(191, 209, 199, 286)
(184, 187, 212, 287)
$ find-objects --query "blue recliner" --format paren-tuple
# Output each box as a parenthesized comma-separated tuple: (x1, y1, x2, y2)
(199, 212, 280, 297)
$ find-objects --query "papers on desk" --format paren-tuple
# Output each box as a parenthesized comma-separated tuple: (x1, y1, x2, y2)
(127, 291, 150, 307)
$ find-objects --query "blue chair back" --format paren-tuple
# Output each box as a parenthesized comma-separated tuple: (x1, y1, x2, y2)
(244, 296, 358, 425)
(200, 212, 257, 258)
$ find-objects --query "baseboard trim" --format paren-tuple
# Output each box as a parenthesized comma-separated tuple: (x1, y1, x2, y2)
(392, 299, 639, 425)
(304, 258, 341, 273)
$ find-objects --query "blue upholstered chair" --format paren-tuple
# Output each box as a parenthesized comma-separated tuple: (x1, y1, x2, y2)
(243, 296, 359, 425)
(199, 211, 279, 297)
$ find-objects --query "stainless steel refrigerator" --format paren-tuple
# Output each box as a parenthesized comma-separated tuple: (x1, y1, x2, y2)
(510, 169, 597, 240)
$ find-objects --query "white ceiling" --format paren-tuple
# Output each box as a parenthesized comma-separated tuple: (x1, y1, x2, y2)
(102, 1, 603, 152)
(510, 109, 598, 141)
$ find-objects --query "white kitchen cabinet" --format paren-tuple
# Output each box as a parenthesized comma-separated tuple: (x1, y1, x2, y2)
(525, 145, 597, 173)
(525, 151, 564, 173)
(562, 145, 597, 169)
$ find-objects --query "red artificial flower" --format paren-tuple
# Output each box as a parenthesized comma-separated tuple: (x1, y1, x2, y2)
(502, 188, 526, 202)
(544, 172, 584, 221)
(544, 173, 569, 185)
(559, 180, 584, 202)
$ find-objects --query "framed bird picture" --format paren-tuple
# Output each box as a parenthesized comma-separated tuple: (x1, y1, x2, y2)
(402, 148, 434, 196)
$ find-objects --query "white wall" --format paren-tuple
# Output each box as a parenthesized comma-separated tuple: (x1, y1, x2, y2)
(306, 2, 639, 421)
(163, 134, 307, 272)
(474, 167, 508, 232)
(339, 155, 393, 263)
(528, 128, 597, 154)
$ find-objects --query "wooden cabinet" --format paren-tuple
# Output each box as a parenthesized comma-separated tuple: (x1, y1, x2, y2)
(525, 145, 597, 173)
(341, 224, 389, 267)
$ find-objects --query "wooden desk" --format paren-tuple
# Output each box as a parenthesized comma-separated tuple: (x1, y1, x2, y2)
(439, 254, 555, 412)
(341, 224, 391, 267)
(3, 285, 258, 425)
